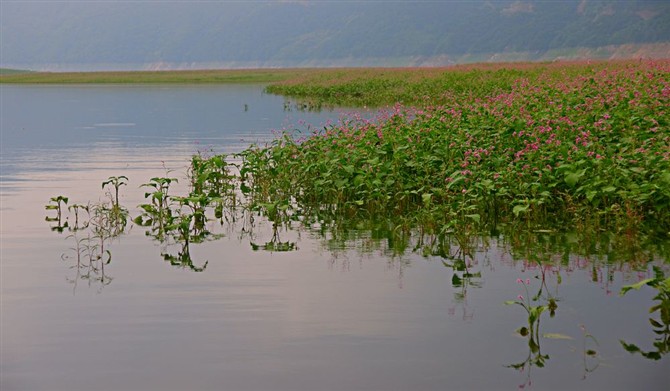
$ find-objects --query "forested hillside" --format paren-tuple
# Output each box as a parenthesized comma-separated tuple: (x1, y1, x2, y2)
(1, 0, 668, 70)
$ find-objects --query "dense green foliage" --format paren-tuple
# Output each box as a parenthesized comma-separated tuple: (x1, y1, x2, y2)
(267, 63, 566, 107)
(242, 60, 670, 238)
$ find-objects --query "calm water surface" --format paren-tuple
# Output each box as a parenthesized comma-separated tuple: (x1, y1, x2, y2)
(1, 85, 668, 390)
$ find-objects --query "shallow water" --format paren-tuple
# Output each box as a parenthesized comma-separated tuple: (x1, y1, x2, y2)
(1, 85, 668, 390)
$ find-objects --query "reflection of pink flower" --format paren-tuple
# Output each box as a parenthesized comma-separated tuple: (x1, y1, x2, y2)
(516, 278, 523, 284)
(518, 295, 524, 301)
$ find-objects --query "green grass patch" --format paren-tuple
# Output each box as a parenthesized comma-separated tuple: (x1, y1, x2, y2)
(0, 68, 33, 75)
(0, 68, 311, 84)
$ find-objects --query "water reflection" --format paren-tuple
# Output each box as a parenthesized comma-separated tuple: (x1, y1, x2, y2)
(48, 179, 130, 293)
(619, 267, 670, 360)
(39, 158, 668, 389)
(6, 85, 668, 389)
(505, 277, 558, 388)
(61, 232, 113, 293)
(161, 242, 208, 272)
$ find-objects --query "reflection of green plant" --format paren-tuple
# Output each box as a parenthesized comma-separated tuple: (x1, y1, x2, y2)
(45, 195, 68, 220)
(441, 240, 482, 305)
(67, 203, 89, 230)
(619, 267, 670, 360)
(51, 192, 127, 291)
(579, 324, 600, 380)
(161, 242, 208, 272)
(250, 224, 297, 252)
(505, 278, 550, 388)
(45, 195, 69, 231)
(61, 230, 113, 293)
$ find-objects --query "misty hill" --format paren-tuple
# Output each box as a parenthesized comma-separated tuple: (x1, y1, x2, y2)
(1, 0, 669, 71)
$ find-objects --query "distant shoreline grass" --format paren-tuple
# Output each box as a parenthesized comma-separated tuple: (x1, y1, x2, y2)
(0, 68, 313, 84)
(0, 62, 608, 87)
(0, 68, 33, 75)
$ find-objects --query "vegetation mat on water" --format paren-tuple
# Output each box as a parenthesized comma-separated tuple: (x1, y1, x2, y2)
(241, 60, 670, 238)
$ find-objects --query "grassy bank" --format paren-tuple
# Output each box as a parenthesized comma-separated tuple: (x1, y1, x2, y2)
(0, 68, 33, 75)
(0, 68, 310, 84)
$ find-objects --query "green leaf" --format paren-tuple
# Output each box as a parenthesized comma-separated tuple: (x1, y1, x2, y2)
(513, 204, 529, 216)
(465, 214, 480, 223)
(564, 172, 581, 187)
(620, 278, 655, 296)
(586, 190, 597, 202)
(649, 303, 661, 314)
(620, 340, 641, 353)
(421, 193, 432, 207)
(648, 318, 663, 328)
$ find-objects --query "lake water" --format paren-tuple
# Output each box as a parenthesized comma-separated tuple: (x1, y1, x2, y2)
(1, 85, 668, 390)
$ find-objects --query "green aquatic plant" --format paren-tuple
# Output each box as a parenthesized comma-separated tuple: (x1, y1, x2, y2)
(187, 153, 240, 224)
(135, 176, 178, 241)
(241, 60, 670, 239)
(44, 61, 670, 283)
(142, 176, 177, 212)
(102, 175, 128, 211)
